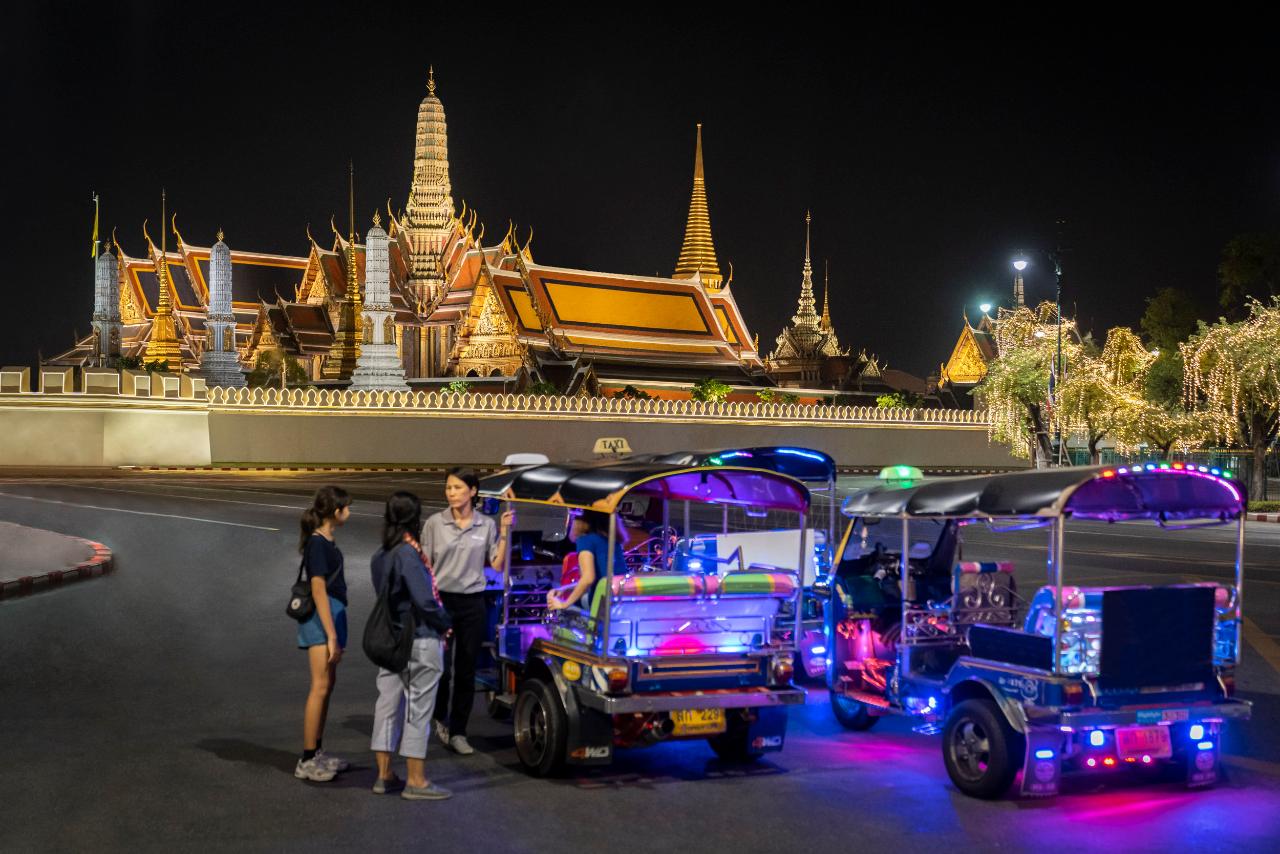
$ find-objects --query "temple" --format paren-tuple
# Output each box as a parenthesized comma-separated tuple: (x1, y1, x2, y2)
(53, 70, 942, 404)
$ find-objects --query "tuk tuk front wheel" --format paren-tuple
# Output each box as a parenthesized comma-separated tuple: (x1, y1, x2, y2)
(513, 678, 568, 776)
(942, 698, 1023, 799)
(830, 690, 880, 731)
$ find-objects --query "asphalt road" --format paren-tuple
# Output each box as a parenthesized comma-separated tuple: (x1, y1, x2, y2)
(2, 471, 1280, 853)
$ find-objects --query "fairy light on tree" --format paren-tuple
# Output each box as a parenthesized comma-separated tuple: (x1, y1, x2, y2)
(1182, 297, 1280, 497)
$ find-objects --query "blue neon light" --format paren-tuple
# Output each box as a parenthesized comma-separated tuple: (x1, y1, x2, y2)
(718, 450, 754, 460)
(1089, 730, 1106, 747)
(1189, 724, 1205, 740)
(1211, 468, 1221, 475)
(1197, 741, 1215, 751)
(1034, 749, 1054, 760)
(811, 645, 827, 655)
(776, 448, 826, 461)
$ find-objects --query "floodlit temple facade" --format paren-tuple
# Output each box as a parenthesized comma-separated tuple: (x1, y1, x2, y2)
(53, 72, 766, 395)
(53, 70, 939, 403)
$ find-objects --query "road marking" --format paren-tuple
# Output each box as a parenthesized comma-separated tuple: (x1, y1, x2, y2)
(0, 491, 280, 531)
(53, 483, 382, 517)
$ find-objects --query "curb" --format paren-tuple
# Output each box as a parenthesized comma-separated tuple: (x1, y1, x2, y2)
(126, 466, 458, 474)
(1248, 513, 1280, 524)
(0, 537, 114, 600)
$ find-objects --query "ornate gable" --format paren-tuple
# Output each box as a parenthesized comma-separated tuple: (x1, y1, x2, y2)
(941, 323, 991, 386)
(450, 261, 528, 377)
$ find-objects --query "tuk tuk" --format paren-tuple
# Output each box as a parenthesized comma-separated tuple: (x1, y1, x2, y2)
(823, 463, 1251, 798)
(479, 458, 810, 775)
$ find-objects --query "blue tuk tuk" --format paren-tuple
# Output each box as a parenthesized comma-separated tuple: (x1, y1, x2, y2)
(823, 463, 1251, 798)
(479, 458, 809, 775)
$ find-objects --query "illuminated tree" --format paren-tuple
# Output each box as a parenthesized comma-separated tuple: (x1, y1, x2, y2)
(1059, 327, 1151, 464)
(977, 302, 1080, 463)
(1182, 298, 1280, 498)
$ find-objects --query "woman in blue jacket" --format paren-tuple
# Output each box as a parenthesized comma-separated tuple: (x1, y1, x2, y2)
(369, 491, 454, 801)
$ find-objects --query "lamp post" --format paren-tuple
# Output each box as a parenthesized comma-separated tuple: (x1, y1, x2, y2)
(1012, 258, 1028, 307)
(979, 302, 992, 315)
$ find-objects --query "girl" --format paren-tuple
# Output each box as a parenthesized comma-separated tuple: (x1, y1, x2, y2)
(422, 467, 513, 756)
(295, 486, 352, 782)
(370, 491, 454, 800)
(548, 510, 625, 613)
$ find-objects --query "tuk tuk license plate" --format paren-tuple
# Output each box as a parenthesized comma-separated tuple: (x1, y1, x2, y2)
(671, 708, 726, 736)
(1115, 725, 1173, 759)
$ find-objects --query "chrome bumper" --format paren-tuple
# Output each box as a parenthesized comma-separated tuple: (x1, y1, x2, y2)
(577, 686, 806, 714)
(1043, 699, 1252, 729)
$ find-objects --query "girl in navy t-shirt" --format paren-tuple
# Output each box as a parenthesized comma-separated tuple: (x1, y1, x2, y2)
(295, 486, 352, 782)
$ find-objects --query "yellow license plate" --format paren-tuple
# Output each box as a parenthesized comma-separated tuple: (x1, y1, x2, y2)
(671, 707, 726, 736)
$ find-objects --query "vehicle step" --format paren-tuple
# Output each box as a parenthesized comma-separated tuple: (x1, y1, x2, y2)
(846, 689, 892, 709)
(492, 692, 516, 709)
(912, 721, 943, 736)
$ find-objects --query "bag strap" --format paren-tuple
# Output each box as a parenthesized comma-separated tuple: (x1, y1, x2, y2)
(294, 556, 307, 585)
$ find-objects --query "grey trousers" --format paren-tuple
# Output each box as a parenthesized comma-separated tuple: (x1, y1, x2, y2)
(370, 636, 444, 760)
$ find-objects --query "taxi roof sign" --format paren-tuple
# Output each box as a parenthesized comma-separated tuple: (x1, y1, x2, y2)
(879, 464, 922, 486)
(593, 437, 633, 456)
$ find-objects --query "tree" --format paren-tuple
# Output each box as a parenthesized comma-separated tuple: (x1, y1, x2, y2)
(1058, 328, 1150, 464)
(758, 387, 798, 404)
(1218, 233, 1280, 317)
(1140, 288, 1201, 352)
(690, 377, 731, 403)
(526, 380, 559, 396)
(975, 302, 1078, 464)
(444, 379, 472, 395)
(246, 350, 307, 388)
(875, 392, 911, 409)
(1182, 298, 1280, 498)
(613, 384, 652, 400)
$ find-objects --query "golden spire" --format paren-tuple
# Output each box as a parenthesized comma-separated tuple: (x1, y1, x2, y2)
(346, 160, 360, 305)
(673, 123, 722, 290)
(217, 228, 224, 243)
(428, 65, 436, 97)
(324, 163, 362, 379)
(821, 258, 831, 330)
(145, 188, 183, 368)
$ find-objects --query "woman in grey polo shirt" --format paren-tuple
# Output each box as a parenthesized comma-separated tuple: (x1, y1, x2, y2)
(423, 466, 512, 755)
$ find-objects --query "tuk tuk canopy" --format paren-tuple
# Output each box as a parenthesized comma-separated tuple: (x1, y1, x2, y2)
(841, 464, 1244, 522)
(478, 460, 810, 514)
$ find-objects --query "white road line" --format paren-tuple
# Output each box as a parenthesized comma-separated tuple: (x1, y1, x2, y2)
(54, 483, 382, 517)
(0, 490, 280, 531)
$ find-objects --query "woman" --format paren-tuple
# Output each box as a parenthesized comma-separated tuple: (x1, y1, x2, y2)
(370, 491, 455, 800)
(295, 486, 352, 783)
(422, 467, 512, 756)
(548, 510, 625, 613)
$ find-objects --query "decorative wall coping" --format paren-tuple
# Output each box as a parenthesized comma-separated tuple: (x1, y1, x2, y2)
(205, 386, 991, 426)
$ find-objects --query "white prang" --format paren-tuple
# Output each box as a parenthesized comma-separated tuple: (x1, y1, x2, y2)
(350, 221, 409, 390)
(194, 234, 247, 387)
(91, 245, 123, 364)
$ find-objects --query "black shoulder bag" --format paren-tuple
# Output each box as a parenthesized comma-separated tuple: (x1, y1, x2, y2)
(285, 558, 315, 622)
(363, 552, 417, 673)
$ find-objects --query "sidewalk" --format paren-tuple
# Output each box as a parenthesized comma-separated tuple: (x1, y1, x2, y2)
(0, 520, 113, 600)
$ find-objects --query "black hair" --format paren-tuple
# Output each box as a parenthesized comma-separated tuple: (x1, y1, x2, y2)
(299, 486, 351, 552)
(447, 466, 481, 507)
(578, 509, 612, 535)
(382, 491, 423, 551)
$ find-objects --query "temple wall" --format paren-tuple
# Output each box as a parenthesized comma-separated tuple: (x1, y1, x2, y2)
(0, 383, 1022, 470)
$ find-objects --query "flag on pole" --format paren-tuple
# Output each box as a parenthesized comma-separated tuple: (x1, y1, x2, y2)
(91, 193, 100, 258)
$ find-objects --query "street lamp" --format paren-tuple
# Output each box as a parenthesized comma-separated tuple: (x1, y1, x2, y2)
(1013, 249, 1067, 466)
(1012, 257, 1028, 307)
(980, 302, 992, 315)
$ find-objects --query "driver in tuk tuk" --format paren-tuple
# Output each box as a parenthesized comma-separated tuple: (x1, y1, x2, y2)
(548, 510, 626, 613)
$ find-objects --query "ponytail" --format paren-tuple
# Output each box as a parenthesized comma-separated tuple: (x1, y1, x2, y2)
(299, 485, 352, 552)
(382, 491, 423, 551)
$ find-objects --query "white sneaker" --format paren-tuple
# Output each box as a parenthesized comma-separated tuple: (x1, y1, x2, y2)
(315, 750, 349, 772)
(295, 757, 337, 782)
(435, 724, 450, 747)
(449, 735, 475, 755)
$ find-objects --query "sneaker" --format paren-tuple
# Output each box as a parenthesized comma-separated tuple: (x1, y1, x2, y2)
(434, 723, 450, 747)
(315, 750, 349, 772)
(294, 757, 337, 782)
(448, 735, 475, 755)
(372, 773, 403, 795)
(401, 781, 452, 801)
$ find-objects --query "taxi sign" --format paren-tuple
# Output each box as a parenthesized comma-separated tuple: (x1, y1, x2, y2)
(879, 464, 922, 487)
(593, 437, 633, 456)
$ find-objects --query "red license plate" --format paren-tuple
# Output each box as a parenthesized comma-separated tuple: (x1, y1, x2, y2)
(1115, 725, 1173, 759)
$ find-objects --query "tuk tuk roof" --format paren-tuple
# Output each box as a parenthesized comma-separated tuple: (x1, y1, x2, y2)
(641, 447, 836, 483)
(478, 459, 811, 513)
(841, 464, 1244, 522)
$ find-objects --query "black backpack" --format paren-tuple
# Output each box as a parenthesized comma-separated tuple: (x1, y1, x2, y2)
(362, 555, 417, 673)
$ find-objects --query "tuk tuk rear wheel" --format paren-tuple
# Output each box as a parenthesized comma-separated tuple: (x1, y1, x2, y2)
(830, 690, 880, 731)
(707, 710, 764, 762)
(942, 698, 1023, 799)
(513, 678, 567, 776)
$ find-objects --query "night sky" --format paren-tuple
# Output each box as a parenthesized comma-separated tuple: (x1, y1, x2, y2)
(3, 6, 1277, 377)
